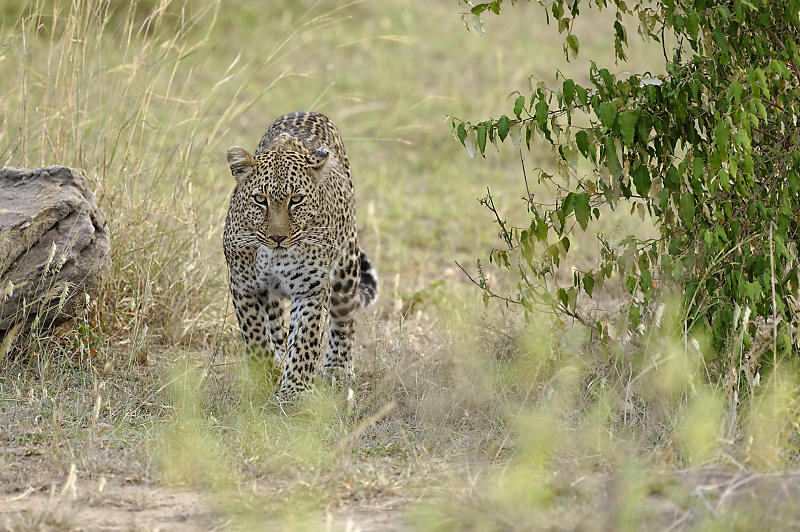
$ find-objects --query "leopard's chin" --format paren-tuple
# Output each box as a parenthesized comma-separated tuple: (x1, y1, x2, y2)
(265, 244, 290, 252)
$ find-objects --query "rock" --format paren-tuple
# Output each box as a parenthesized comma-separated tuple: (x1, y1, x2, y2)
(0, 166, 111, 338)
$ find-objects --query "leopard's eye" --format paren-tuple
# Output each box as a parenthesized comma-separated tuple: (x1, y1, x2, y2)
(289, 194, 304, 206)
(252, 193, 268, 206)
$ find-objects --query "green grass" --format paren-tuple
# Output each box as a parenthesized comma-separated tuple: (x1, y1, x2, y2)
(1, 1, 800, 530)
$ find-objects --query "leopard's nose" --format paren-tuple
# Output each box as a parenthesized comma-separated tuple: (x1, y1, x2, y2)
(272, 235, 287, 244)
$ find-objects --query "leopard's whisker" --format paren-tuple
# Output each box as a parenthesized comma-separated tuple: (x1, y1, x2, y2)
(227, 237, 260, 247)
(304, 239, 343, 251)
(301, 227, 337, 236)
(300, 231, 336, 241)
(300, 230, 341, 245)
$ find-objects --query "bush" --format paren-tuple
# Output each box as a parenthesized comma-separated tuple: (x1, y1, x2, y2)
(453, 0, 800, 378)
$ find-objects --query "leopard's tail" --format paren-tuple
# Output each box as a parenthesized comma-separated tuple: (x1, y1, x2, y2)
(357, 248, 378, 308)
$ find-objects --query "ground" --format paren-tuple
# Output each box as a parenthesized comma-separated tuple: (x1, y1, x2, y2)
(5, 458, 800, 530)
(1, 468, 406, 531)
(1, 1, 800, 530)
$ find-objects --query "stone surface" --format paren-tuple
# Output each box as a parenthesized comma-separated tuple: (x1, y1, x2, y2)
(0, 166, 111, 336)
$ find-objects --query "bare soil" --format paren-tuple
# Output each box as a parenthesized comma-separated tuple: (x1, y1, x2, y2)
(0, 456, 408, 532)
(6, 456, 800, 531)
(2, 480, 217, 531)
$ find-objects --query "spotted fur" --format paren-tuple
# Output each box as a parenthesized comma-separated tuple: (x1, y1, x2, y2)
(223, 112, 378, 399)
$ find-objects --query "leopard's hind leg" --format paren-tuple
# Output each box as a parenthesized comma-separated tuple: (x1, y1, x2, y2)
(322, 244, 372, 383)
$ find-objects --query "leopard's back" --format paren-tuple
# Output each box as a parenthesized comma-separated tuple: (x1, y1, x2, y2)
(256, 111, 349, 174)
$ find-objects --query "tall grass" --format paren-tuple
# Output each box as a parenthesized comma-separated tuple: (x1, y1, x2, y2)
(0, 0, 292, 368)
(0, 0, 272, 497)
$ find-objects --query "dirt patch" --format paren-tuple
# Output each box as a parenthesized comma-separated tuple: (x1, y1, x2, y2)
(0, 463, 410, 532)
(333, 497, 410, 532)
(5, 460, 800, 531)
(1, 479, 218, 532)
(1, 484, 411, 532)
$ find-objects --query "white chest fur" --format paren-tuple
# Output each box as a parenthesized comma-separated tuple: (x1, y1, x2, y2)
(253, 245, 327, 298)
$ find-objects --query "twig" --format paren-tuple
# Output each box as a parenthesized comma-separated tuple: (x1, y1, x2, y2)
(454, 260, 520, 305)
(519, 149, 533, 204)
(202, 285, 232, 386)
(769, 221, 777, 367)
(556, 301, 597, 330)
(481, 188, 513, 249)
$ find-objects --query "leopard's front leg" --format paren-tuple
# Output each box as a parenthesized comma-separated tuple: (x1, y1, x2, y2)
(278, 286, 330, 399)
(230, 285, 286, 364)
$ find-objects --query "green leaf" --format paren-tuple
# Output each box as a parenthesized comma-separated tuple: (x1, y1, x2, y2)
(692, 156, 704, 180)
(679, 192, 695, 225)
(754, 68, 768, 95)
(575, 130, 589, 157)
(558, 288, 568, 308)
(598, 102, 617, 129)
(712, 29, 729, 56)
(727, 82, 742, 103)
(456, 123, 467, 145)
(718, 168, 730, 192)
(576, 85, 588, 106)
(598, 68, 614, 89)
(535, 219, 548, 241)
(477, 123, 487, 156)
(715, 122, 730, 153)
(742, 281, 762, 302)
(669, 238, 683, 257)
(574, 192, 590, 230)
(566, 287, 577, 311)
(640, 267, 652, 294)
(535, 100, 549, 130)
(664, 165, 681, 192)
(789, 170, 799, 194)
(470, 4, 489, 15)
(566, 34, 579, 57)
(686, 12, 699, 39)
(497, 115, 510, 141)
(637, 112, 652, 143)
(625, 275, 637, 294)
(513, 95, 525, 119)
(603, 137, 621, 177)
(633, 165, 651, 197)
(618, 109, 639, 148)
(563, 79, 576, 107)
(583, 274, 595, 297)
(561, 192, 576, 216)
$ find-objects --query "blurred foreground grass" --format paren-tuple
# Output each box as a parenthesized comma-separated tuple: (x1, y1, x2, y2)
(1, 1, 800, 530)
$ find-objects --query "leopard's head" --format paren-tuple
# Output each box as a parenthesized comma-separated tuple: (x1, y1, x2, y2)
(226, 134, 331, 249)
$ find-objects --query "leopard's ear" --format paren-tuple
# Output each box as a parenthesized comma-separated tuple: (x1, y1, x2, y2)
(305, 145, 331, 182)
(226, 146, 256, 184)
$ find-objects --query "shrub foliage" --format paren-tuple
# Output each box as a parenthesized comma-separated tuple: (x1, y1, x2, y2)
(454, 0, 799, 368)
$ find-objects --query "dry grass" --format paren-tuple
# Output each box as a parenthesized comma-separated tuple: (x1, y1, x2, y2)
(1, 1, 800, 530)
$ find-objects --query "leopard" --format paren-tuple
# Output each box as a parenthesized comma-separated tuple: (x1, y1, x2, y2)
(223, 111, 378, 400)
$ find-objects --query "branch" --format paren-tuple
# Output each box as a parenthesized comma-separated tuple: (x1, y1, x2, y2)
(481, 188, 514, 249)
(454, 260, 521, 305)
